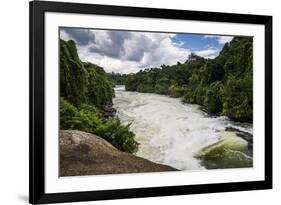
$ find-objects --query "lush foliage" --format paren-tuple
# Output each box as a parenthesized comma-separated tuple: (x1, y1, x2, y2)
(124, 37, 253, 122)
(107, 72, 128, 85)
(60, 40, 138, 153)
(60, 39, 114, 107)
(60, 98, 138, 153)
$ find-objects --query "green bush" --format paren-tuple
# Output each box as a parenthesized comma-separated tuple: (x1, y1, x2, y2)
(60, 98, 138, 154)
(222, 74, 252, 122)
(60, 98, 102, 133)
(193, 83, 206, 105)
(60, 97, 80, 129)
(95, 119, 139, 154)
(182, 87, 197, 104)
(84, 62, 114, 107)
(136, 84, 154, 93)
(168, 84, 185, 98)
(203, 81, 224, 114)
(154, 77, 170, 94)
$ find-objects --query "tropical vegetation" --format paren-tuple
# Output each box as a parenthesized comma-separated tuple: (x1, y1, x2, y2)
(111, 37, 253, 122)
(59, 39, 139, 153)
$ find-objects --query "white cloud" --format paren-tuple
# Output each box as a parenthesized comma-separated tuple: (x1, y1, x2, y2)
(61, 29, 191, 74)
(60, 29, 72, 41)
(79, 50, 141, 74)
(195, 47, 219, 59)
(60, 29, 233, 74)
(217, 36, 234, 44)
(204, 35, 233, 44)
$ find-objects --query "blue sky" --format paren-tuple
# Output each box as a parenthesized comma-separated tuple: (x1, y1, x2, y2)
(174, 34, 222, 52)
(60, 28, 233, 74)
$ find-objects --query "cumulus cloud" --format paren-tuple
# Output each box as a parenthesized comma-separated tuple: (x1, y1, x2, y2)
(60, 28, 190, 74)
(61, 28, 95, 45)
(195, 47, 219, 59)
(204, 35, 233, 44)
(60, 28, 231, 74)
(88, 30, 132, 59)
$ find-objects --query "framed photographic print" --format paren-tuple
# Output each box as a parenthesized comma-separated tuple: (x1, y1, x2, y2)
(29, 0, 272, 204)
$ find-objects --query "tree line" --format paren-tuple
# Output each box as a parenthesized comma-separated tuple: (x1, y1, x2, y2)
(109, 37, 253, 122)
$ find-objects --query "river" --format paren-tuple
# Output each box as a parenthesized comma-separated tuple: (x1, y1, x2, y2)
(113, 85, 253, 170)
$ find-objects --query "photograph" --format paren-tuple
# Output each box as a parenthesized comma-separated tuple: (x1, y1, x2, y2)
(29, 1, 272, 203)
(59, 27, 253, 177)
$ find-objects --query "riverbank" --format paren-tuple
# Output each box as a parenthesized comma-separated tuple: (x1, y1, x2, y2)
(60, 130, 178, 176)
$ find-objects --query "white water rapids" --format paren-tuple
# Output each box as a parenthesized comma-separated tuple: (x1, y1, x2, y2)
(113, 85, 253, 170)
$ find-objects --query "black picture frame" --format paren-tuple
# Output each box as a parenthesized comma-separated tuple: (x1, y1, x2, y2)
(29, 0, 272, 204)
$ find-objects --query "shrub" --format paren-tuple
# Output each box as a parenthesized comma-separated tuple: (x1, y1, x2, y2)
(60, 98, 138, 154)
(168, 85, 185, 98)
(222, 74, 252, 122)
(155, 81, 170, 94)
(203, 81, 224, 114)
(95, 120, 139, 154)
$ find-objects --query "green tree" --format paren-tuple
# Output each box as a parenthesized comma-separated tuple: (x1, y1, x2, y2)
(60, 40, 89, 106)
(59, 40, 139, 153)
(123, 37, 253, 122)
(203, 81, 224, 114)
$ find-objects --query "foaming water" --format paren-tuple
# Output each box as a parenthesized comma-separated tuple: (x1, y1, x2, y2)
(113, 85, 252, 170)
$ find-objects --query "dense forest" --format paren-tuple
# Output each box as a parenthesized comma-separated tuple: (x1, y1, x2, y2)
(59, 39, 139, 153)
(107, 72, 127, 85)
(111, 37, 253, 122)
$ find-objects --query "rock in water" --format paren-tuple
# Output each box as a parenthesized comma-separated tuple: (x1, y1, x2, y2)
(195, 131, 253, 169)
(103, 105, 117, 118)
(60, 130, 177, 176)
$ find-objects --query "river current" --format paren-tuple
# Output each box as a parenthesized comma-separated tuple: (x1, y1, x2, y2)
(113, 85, 253, 170)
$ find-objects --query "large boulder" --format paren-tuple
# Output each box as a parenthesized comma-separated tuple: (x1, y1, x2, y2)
(60, 130, 177, 176)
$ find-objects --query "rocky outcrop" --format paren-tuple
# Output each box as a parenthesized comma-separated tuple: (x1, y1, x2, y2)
(195, 131, 253, 169)
(102, 105, 116, 118)
(60, 130, 177, 176)
(225, 126, 253, 155)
